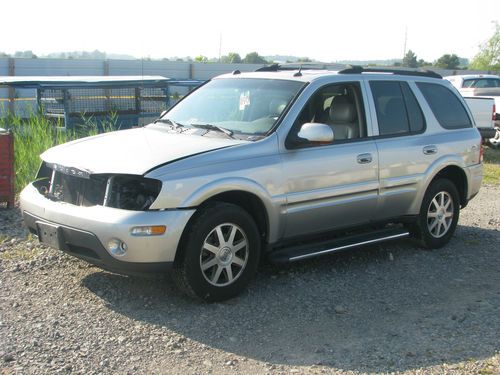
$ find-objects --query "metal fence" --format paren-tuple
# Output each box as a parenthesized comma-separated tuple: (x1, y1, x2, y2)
(1, 57, 498, 118)
(0, 58, 267, 117)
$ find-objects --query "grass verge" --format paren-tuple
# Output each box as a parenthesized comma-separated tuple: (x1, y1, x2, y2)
(483, 146, 500, 185)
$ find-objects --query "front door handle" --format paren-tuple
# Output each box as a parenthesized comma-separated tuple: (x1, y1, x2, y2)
(357, 153, 373, 164)
(423, 145, 438, 155)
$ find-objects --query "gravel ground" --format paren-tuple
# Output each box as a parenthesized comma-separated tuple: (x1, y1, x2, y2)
(1, 186, 499, 375)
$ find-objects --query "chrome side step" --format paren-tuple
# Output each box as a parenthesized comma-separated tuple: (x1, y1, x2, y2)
(268, 227, 410, 264)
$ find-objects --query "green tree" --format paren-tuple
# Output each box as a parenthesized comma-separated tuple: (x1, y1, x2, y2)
(221, 52, 242, 64)
(297, 57, 312, 62)
(194, 55, 208, 63)
(417, 59, 432, 67)
(14, 50, 37, 59)
(402, 50, 418, 68)
(242, 52, 268, 64)
(435, 54, 460, 69)
(470, 22, 500, 71)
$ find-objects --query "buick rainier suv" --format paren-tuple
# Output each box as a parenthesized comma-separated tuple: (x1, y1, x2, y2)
(21, 65, 483, 301)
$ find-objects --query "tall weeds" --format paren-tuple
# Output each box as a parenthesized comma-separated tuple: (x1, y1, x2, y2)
(0, 113, 116, 193)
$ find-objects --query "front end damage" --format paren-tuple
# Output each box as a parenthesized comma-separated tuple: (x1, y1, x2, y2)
(34, 162, 162, 211)
(20, 162, 195, 275)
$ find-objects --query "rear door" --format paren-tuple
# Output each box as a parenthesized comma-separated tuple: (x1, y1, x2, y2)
(366, 80, 436, 220)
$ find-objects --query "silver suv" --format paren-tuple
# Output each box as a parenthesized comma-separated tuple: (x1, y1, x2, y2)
(20, 66, 483, 301)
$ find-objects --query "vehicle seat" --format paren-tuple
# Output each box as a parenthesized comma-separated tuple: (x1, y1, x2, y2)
(327, 95, 359, 140)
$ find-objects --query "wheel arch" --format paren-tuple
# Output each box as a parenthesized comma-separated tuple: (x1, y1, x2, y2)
(174, 186, 279, 265)
(430, 165, 468, 207)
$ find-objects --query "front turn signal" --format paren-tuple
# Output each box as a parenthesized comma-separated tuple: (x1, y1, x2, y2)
(130, 225, 166, 236)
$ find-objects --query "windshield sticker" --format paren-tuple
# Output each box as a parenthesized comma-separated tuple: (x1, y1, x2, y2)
(239, 91, 250, 110)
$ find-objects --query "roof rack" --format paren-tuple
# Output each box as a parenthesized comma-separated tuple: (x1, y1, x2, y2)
(255, 62, 336, 72)
(338, 65, 442, 79)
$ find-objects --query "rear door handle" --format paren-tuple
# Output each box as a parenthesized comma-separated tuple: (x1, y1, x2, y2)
(357, 153, 373, 164)
(423, 145, 438, 155)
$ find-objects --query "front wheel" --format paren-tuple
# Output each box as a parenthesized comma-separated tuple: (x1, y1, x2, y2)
(172, 202, 261, 302)
(416, 178, 460, 249)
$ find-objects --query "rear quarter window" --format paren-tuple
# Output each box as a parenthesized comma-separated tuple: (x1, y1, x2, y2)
(416, 82, 472, 129)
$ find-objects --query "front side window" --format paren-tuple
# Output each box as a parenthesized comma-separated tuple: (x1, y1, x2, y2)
(417, 82, 472, 129)
(370, 81, 425, 136)
(286, 82, 367, 148)
(159, 78, 304, 139)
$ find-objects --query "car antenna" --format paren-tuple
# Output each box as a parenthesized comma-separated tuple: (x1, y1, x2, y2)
(293, 65, 302, 77)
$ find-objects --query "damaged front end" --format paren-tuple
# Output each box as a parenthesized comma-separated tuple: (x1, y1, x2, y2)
(34, 162, 162, 211)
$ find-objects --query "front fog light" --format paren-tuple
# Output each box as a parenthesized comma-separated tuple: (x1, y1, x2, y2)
(130, 225, 166, 236)
(107, 238, 128, 256)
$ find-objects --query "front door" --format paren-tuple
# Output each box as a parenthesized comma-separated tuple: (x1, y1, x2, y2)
(280, 82, 379, 238)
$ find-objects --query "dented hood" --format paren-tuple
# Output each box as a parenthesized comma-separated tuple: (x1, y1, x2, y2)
(41, 125, 246, 175)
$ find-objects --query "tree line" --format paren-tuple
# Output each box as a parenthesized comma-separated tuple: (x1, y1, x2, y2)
(1, 23, 498, 70)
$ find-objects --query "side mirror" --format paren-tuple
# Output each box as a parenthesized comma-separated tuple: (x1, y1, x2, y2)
(297, 122, 334, 143)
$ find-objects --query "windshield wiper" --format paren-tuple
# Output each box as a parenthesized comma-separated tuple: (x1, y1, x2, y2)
(190, 123, 236, 139)
(154, 118, 184, 130)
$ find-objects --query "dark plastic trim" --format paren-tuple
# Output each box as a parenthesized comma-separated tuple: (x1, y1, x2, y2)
(339, 65, 442, 79)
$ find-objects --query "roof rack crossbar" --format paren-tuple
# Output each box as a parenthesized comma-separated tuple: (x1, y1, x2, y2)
(338, 65, 442, 79)
(255, 63, 331, 72)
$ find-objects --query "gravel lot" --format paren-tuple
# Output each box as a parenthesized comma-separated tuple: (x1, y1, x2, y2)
(1, 186, 499, 375)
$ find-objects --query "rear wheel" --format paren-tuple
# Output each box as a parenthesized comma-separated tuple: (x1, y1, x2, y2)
(172, 202, 261, 302)
(416, 179, 460, 249)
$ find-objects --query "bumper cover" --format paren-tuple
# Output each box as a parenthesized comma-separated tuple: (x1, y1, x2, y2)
(466, 163, 482, 204)
(20, 183, 196, 269)
(24, 212, 172, 275)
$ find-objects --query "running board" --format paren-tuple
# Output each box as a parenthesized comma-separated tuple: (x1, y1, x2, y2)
(268, 227, 410, 264)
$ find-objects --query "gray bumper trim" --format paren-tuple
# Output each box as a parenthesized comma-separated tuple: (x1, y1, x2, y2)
(23, 211, 172, 276)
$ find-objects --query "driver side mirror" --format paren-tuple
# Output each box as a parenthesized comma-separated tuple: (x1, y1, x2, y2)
(297, 122, 334, 143)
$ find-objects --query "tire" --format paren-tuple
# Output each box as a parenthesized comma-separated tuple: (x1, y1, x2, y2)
(415, 178, 460, 249)
(172, 202, 261, 302)
(489, 127, 500, 148)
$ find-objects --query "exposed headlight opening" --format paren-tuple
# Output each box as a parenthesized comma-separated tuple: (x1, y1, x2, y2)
(103, 175, 162, 211)
(38, 162, 162, 211)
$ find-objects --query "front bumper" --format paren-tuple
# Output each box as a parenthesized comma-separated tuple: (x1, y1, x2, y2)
(20, 183, 195, 272)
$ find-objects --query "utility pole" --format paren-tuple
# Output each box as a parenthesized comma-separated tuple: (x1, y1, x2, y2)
(218, 33, 222, 63)
(403, 26, 408, 59)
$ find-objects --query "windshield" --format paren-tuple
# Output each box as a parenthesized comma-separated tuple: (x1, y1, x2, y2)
(159, 78, 304, 138)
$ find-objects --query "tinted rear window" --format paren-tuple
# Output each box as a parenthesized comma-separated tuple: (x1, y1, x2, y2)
(417, 83, 472, 129)
(401, 83, 425, 133)
(370, 81, 425, 136)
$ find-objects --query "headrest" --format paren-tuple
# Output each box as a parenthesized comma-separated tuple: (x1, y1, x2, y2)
(269, 99, 287, 116)
(329, 95, 356, 123)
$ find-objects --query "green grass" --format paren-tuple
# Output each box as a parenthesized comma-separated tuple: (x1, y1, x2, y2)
(2, 113, 499, 194)
(483, 146, 500, 185)
(0, 113, 115, 193)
